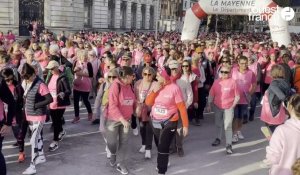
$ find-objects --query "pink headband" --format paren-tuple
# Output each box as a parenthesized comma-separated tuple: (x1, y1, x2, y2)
(158, 67, 170, 81)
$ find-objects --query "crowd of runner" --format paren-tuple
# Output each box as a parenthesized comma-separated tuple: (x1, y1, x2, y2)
(0, 30, 300, 175)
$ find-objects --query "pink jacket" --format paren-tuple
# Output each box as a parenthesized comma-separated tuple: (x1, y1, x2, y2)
(266, 117, 300, 175)
(107, 79, 136, 121)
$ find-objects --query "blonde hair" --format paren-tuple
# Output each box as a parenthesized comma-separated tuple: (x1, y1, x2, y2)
(271, 64, 285, 79)
(292, 158, 300, 175)
(192, 54, 200, 64)
(287, 94, 300, 119)
(77, 50, 88, 62)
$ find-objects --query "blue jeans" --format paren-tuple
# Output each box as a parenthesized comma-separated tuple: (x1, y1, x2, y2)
(0, 135, 6, 175)
(249, 92, 261, 120)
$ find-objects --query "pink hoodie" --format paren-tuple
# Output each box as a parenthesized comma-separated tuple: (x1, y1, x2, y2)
(107, 79, 136, 121)
(266, 117, 300, 175)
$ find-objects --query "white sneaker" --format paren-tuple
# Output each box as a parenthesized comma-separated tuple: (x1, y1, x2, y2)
(35, 155, 46, 165)
(106, 146, 111, 159)
(132, 128, 139, 136)
(79, 101, 83, 107)
(49, 141, 59, 152)
(237, 131, 245, 140)
(232, 134, 239, 143)
(260, 159, 272, 168)
(145, 150, 151, 159)
(58, 130, 66, 141)
(22, 164, 36, 175)
(139, 145, 146, 153)
(168, 161, 170, 167)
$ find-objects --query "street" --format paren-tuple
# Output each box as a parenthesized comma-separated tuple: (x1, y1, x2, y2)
(3, 103, 269, 175)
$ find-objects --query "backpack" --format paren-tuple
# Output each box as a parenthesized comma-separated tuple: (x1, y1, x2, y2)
(292, 66, 300, 93)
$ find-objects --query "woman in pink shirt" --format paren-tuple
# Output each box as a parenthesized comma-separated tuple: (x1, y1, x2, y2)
(35, 43, 49, 71)
(207, 65, 240, 154)
(263, 50, 277, 94)
(21, 63, 53, 175)
(45, 61, 71, 152)
(106, 66, 136, 175)
(265, 94, 300, 175)
(72, 50, 94, 123)
(145, 66, 189, 175)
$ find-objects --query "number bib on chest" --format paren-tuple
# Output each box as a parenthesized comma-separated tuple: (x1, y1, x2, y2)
(154, 106, 168, 116)
(121, 99, 134, 106)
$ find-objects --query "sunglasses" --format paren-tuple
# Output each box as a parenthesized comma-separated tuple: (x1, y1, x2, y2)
(220, 71, 230, 74)
(5, 78, 13, 82)
(222, 61, 230, 63)
(122, 59, 130, 61)
(143, 73, 152, 76)
(182, 65, 189, 68)
(108, 76, 117, 79)
(171, 68, 177, 71)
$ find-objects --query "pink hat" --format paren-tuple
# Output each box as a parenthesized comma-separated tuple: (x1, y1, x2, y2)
(158, 67, 170, 81)
(59, 41, 64, 47)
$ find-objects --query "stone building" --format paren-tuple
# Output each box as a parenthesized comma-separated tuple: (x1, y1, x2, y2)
(290, 0, 300, 26)
(0, 0, 160, 36)
(158, 0, 183, 31)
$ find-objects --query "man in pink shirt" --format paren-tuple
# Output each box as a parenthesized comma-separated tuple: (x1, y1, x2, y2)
(231, 56, 257, 143)
(208, 65, 240, 154)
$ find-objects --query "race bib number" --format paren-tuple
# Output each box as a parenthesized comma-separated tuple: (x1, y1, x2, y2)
(122, 99, 134, 106)
(154, 107, 168, 116)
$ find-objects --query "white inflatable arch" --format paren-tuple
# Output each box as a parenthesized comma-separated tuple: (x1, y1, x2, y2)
(181, 0, 291, 46)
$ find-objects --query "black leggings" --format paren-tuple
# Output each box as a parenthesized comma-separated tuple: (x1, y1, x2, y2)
(0, 136, 6, 175)
(152, 121, 177, 174)
(50, 109, 66, 141)
(139, 121, 153, 150)
(198, 87, 207, 119)
(73, 89, 92, 117)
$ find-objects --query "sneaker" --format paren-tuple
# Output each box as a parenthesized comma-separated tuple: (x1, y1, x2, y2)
(226, 145, 233, 154)
(139, 145, 146, 153)
(79, 101, 83, 107)
(72, 117, 80, 124)
(260, 159, 272, 168)
(49, 141, 59, 152)
(92, 119, 100, 125)
(193, 119, 201, 126)
(261, 126, 272, 141)
(237, 131, 244, 140)
(211, 138, 221, 146)
(12, 142, 19, 147)
(116, 163, 129, 175)
(145, 150, 151, 159)
(18, 152, 25, 163)
(177, 148, 184, 157)
(35, 155, 46, 165)
(58, 130, 66, 141)
(22, 164, 36, 175)
(132, 128, 139, 136)
(106, 146, 111, 159)
(232, 134, 239, 143)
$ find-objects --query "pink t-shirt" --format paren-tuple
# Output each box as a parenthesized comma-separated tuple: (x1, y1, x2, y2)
(73, 62, 92, 92)
(26, 83, 50, 122)
(157, 56, 165, 68)
(209, 78, 239, 109)
(264, 62, 276, 84)
(132, 49, 144, 66)
(48, 74, 66, 110)
(151, 83, 184, 121)
(232, 69, 256, 104)
(248, 62, 260, 92)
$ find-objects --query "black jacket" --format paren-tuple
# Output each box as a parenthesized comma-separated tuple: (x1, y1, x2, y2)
(268, 78, 290, 117)
(46, 73, 71, 107)
(0, 77, 16, 126)
(50, 55, 72, 68)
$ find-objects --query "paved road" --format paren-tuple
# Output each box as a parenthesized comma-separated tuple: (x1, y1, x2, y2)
(3, 103, 269, 175)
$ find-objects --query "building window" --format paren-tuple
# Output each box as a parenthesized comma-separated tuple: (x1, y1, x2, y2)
(297, 17, 300, 23)
(120, 1, 127, 28)
(149, 6, 154, 30)
(108, 0, 115, 28)
(131, 3, 137, 29)
(84, 0, 93, 27)
(141, 4, 146, 29)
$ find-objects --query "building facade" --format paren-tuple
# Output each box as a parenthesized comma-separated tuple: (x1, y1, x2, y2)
(290, 0, 300, 26)
(158, 0, 183, 31)
(0, 0, 160, 36)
